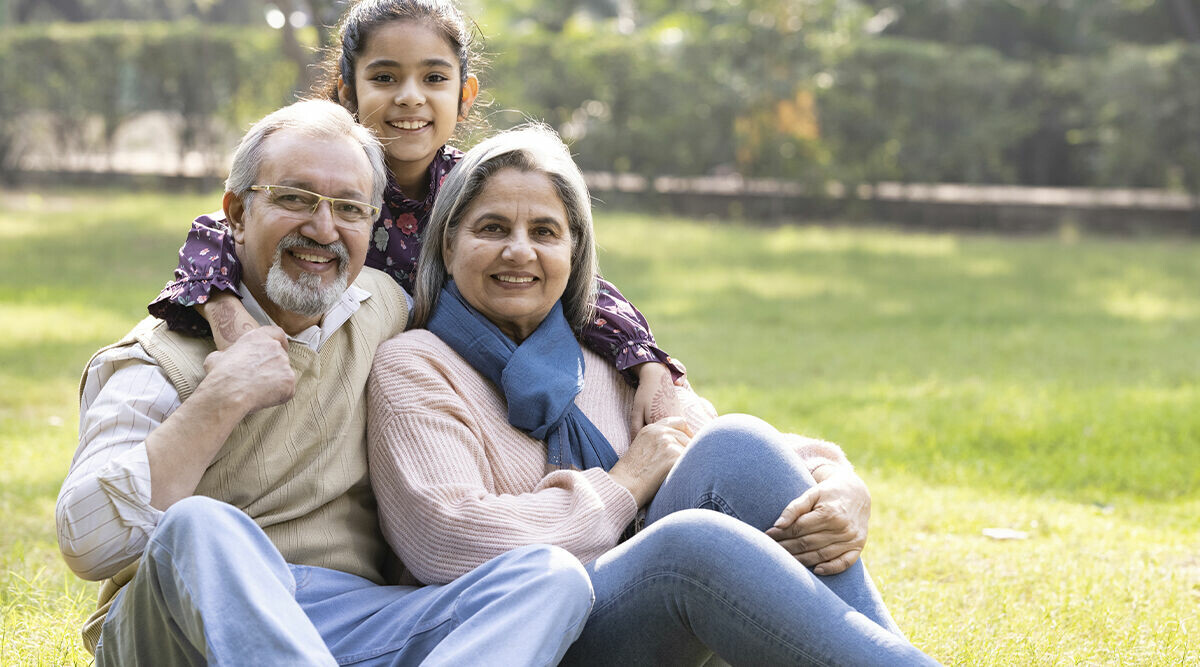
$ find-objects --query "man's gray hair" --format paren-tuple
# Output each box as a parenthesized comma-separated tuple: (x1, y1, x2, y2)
(225, 99, 388, 209)
(409, 123, 598, 333)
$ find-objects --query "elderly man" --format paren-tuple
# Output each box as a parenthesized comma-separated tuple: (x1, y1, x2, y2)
(56, 100, 593, 666)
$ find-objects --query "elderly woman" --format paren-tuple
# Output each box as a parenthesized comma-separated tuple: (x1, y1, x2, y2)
(367, 125, 938, 666)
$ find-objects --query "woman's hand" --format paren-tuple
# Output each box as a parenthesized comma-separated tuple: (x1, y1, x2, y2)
(198, 291, 257, 351)
(608, 416, 693, 507)
(630, 362, 685, 435)
(765, 465, 871, 575)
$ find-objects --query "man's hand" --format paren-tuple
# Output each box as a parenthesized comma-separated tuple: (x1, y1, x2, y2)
(202, 326, 295, 414)
(630, 362, 685, 435)
(765, 466, 871, 575)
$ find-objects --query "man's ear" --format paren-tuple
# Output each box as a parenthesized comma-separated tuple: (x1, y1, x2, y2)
(224, 191, 248, 245)
(458, 74, 480, 121)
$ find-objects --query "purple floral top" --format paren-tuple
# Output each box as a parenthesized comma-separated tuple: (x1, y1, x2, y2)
(149, 145, 683, 383)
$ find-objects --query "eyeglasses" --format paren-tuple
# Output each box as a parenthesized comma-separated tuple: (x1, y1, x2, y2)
(249, 185, 380, 226)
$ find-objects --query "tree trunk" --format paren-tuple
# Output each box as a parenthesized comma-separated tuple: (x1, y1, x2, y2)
(1168, 0, 1200, 42)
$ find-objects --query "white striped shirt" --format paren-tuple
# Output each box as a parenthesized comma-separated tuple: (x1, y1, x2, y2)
(56, 283, 384, 580)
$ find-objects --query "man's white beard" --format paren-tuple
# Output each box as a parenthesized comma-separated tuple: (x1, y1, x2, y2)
(265, 233, 350, 317)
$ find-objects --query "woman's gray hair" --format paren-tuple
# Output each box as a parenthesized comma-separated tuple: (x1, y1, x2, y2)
(225, 99, 388, 209)
(410, 123, 598, 333)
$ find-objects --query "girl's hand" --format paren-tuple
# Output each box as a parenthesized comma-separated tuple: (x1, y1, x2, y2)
(198, 291, 257, 351)
(765, 466, 871, 575)
(630, 362, 685, 435)
(608, 416, 693, 507)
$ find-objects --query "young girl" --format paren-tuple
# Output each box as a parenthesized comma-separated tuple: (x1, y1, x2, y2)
(149, 0, 683, 429)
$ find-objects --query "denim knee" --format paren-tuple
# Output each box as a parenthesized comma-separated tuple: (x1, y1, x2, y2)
(690, 413, 785, 460)
(150, 496, 258, 553)
(512, 544, 593, 602)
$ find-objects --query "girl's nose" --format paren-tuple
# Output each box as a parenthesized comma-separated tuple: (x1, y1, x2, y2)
(394, 77, 425, 106)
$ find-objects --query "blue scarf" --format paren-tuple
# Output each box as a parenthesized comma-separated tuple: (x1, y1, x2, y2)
(427, 282, 621, 471)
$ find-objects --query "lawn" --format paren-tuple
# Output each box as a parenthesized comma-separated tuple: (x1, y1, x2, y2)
(1, 188, 1197, 665)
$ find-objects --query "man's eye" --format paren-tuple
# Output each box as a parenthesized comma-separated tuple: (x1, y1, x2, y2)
(337, 202, 367, 215)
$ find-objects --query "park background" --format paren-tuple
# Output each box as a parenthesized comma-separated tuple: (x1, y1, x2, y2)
(1, 0, 1198, 664)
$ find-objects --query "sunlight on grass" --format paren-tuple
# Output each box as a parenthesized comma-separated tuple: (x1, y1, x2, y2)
(1102, 289, 1199, 322)
(0, 303, 138, 346)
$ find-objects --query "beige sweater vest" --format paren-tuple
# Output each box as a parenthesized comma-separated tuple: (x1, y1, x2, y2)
(79, 268, 408, 653)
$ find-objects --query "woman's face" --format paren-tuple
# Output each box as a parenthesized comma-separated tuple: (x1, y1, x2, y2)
(342, 20, 477, 177)
(444, 168, 573, 342)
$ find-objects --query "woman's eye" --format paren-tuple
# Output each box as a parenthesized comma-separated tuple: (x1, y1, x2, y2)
(534, 226, 556, 237)
(480, 223, 504, 233)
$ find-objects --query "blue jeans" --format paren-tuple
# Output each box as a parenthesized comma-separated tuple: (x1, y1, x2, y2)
(95, 496, 593, 666)
(563, 414, 939, 666)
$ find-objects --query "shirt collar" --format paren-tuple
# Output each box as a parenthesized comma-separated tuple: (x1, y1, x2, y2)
(237, 282, 371, 351)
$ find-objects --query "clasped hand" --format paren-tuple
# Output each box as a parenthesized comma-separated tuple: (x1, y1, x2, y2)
(202, 326, 296, 414)
(765, 466, 871, 576)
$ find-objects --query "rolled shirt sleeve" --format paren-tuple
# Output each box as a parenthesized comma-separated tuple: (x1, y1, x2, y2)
(57, 344, 176, 580)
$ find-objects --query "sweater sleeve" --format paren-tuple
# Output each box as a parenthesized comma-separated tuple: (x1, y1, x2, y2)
(783, 434, 852, 473)
(367, 333, 639, 585)
(147, 211, 242, 337)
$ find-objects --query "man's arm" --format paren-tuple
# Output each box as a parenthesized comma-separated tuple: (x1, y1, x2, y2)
(57, 327, 295, 580)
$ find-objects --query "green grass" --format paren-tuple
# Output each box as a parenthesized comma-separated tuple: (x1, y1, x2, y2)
(2, 189, 1198, 664)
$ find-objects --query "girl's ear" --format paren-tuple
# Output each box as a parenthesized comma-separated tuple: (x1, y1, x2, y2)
(458, 74, 480, 121)
(337, 75, 357, 114)
(224, 191, 248, 245)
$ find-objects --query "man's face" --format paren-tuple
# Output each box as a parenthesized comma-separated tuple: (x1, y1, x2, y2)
(227, 129, 374, 332)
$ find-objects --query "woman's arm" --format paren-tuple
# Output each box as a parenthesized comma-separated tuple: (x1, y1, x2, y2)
(147, 213, 256, 348)
(367, 334, 640, 584)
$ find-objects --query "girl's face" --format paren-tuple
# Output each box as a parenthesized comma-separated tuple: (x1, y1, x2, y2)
(341, 20, 479, 178)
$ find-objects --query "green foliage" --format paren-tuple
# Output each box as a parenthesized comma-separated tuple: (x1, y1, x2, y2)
(817, 37, 1038, 185)
(1081, 44, 1200, 192)
(0, 21, 300, 179)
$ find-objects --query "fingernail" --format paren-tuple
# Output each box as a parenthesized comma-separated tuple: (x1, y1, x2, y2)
(814, 566, 826, 575)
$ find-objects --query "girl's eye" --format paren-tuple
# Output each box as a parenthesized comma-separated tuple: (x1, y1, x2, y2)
(427, 73, 449, 83)
(370, 73, 395, 83)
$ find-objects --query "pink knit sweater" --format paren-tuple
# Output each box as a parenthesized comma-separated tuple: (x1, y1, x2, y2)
(367, 328, 850, 585)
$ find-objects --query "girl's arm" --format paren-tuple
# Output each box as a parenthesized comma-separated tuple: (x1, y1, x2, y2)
(584, 277, 689, 433)
(367, 333, 639, 585)
(148, 213, 257, 349)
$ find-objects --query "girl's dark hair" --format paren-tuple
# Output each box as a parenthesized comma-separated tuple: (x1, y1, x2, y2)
(315, 0, 484, 116)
